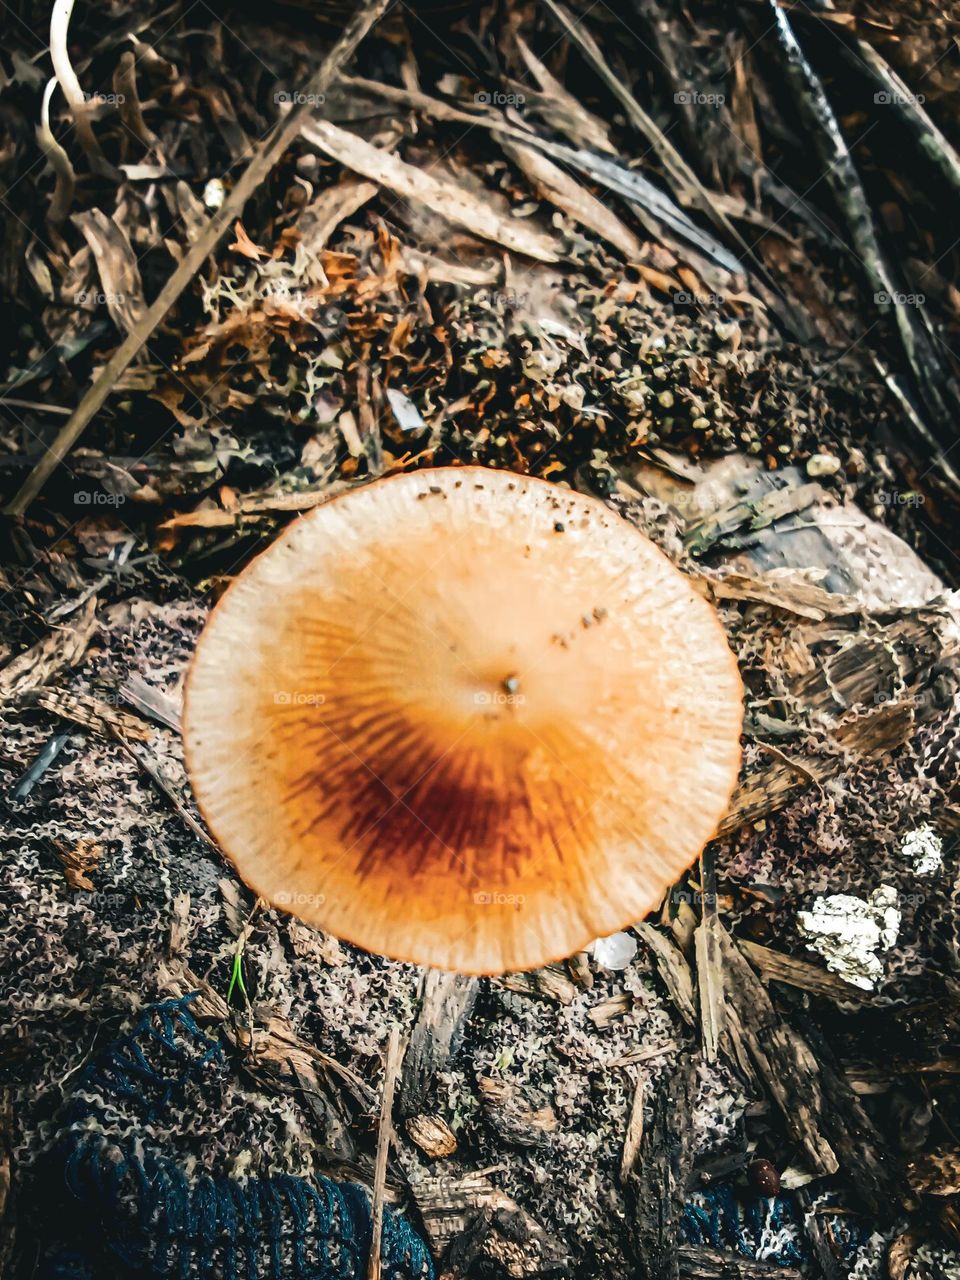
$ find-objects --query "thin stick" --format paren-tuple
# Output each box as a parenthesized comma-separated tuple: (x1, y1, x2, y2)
(620, 1074, 645, 1183)
(110, 727, 220, 853)
(367, 1026, 403, 1280)
(5, 0, 390, 517)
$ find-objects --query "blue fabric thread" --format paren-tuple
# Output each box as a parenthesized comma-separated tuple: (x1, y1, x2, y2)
(42, 995, 434, 1280)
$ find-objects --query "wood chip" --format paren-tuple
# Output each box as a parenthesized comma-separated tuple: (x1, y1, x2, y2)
(20, 687, 152, 741)
(635, 923, 697, 1025)
(405, 1113, 457, 1159)
(0, 597, 98, 697)
(620, 1075, 645, 1183)
(739, 939, 868, 1003)
(588, 992, 633, 1028)
(499, 965, 578, 1005)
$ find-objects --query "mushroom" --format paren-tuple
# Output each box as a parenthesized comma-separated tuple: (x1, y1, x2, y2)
(183, 467, 743, 974)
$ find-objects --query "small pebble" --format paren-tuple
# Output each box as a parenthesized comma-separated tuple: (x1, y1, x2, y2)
(806, 453, 841, 477)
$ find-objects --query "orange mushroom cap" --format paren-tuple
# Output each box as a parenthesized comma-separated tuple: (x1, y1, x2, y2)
(183, 467, 743, 975)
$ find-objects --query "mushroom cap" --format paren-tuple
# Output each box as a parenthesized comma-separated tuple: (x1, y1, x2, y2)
(183, 467, 743, 974)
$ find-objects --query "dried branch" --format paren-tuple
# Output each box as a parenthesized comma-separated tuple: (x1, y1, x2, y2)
(6, 0, 392, 516)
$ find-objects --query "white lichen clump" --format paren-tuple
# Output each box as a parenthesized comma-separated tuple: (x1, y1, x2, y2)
(797, 885, 901, 991)
(901, 824, 943, 876)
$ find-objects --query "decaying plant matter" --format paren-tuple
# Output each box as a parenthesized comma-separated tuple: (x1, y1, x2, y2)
(0, 0, 959, 1278)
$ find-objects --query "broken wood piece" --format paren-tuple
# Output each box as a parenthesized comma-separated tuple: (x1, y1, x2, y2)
(295, 178, 378, 261)
(588, 992, 633, 1028)
(716, 925, 837, 1175)
(499, 965, 579, 1006)
(607, 1041, 681, 1070)
(702, 570, 857, 621)
(695, 850, 724, 1064)
(18, 687, 152, 741)
(635, 923, 697, 1026)
(399, 970, 478, 1118)
(738, 939, 868, 1003)
(478, 1076, 557, 1149)
(5, 0, 392, 515)
(299, 118, 560, 263)
(439, 1198, 570, 1279)
(412, 1168, 569, 1279)
(625, 1049, 697, 1280)
(0, 597, 98, 696)
(717, 928, 896, 1212)
(405, 1114, 457, 1159)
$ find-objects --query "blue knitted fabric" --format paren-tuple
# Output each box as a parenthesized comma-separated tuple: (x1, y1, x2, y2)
(681, 1181, 872, 1265)
(41, 996, 434, 1280)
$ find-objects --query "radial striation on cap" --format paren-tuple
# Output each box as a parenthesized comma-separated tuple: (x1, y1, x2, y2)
(183, 467, 743, 974)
